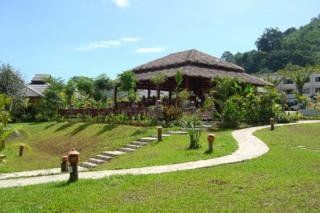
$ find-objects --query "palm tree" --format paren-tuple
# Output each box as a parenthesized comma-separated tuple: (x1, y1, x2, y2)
(151, 73, 166, 100)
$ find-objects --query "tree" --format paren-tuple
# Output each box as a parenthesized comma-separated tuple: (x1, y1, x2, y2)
(0, 94, 13, 153)
(0, 64, 24, 98)
(278, 64, 319, 95)
(64, 81, 77, 106)
(69, 76, 94, 97)
(38, 78, 65, 120)
(221, 51, 236, 63)
(93, 74, 113, 103)
(255, 28, 283, 52)
(151, 73, 166, 99)
(118, 71, 137, 102)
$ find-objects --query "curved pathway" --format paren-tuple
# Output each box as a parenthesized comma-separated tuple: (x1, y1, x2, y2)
(0, 120, 319, 189)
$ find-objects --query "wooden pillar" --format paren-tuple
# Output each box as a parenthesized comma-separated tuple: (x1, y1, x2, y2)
(113, 85, 118, 109)
(157, 86, 160, 100)
(184, 76, 190, 91)
(147, 86, 151, 99)
(169, 88, 172, 101)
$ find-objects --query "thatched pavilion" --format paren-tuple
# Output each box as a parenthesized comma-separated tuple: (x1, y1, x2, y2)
(130, 49, 269, 105)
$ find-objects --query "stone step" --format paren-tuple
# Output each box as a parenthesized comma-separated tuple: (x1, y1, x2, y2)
(124, 144, 141, 149)
(118, 147, 135, 152)
(138, 137, 157, 142)
(80, 162, 97, 168)
(131, 141, 148, 146)
(167, 130, 188, 135)
(102, 151, 126, 157)
(88, 158, 105, 164)
(95, 155, 113, 161)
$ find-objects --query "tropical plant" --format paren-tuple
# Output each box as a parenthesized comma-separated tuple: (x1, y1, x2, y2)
(163, 105, 182, 126)
(221, 95, 245, 128)
(118, 70, 137, 102)
(151, 73, 166, 99)
(278, 63, 319, 95)
(180, 115, 202, 149)
(0, 94, 13, 153)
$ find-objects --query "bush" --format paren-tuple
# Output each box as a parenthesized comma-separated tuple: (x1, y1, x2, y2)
(221, 95, 244, 128)
(163, 105, 182, 126)
(180, 115, 202, 149)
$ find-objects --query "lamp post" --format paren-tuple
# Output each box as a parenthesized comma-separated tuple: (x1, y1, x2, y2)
(270, 118, 275, 131)
(157, 126, 162, 142)
(68, 149, 80, 182)
(207, 134, 215, 153)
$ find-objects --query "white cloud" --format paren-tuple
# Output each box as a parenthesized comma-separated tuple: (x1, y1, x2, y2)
(120, 37, 141, 42)
(135, 47, 166, 54)
(76, 37, 141, 51)
(112, 0, 129, 8)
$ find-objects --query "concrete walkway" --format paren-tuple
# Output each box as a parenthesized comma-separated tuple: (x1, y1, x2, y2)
(0, 120, 319, 189)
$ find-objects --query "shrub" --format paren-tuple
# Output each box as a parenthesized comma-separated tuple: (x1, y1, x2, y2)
(163, 105, 182, 126)
(180, 115, 202, 149)
(221, 95, 245, 128)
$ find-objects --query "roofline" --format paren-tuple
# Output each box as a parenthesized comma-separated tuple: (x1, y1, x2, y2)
(25, 85, 45, 97)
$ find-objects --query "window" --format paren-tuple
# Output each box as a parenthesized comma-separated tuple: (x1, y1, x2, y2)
(315, 77, 320, 82)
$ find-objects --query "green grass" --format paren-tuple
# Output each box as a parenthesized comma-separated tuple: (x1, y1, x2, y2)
(0, 122, 154, 173)
(1, 123, 319, 212)
(95, 131, 237, 170)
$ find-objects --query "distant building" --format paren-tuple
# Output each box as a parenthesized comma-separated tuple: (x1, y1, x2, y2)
(23, 74, 50, 100)
(277, 73, 320, 105)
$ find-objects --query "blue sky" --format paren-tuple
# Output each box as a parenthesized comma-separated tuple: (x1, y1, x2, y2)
(0, 0, 319, 82)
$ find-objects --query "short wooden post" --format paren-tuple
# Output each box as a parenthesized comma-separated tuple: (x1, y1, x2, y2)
(61, 155, 69, 173)
(19, 144, 24, 157)
(207, 134, 215, 153)
(68, 149, 80, 182)
(157, 126, 163, 142)
(270, 118, 275, 131)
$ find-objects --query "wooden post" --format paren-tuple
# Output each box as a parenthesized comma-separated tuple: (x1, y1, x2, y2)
(19, 144, 24, 157)
(147, 87, 151, 99)
(157, 86, 160, 100)
(157, 126, 163, 142)
(207, 134, 215, 153)
(270, 118, 275, 131)
(61, 155, 68, 173)
(113, 85, 118, 109)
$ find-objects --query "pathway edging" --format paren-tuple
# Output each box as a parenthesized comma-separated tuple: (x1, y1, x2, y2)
(0, 120, 319, 189)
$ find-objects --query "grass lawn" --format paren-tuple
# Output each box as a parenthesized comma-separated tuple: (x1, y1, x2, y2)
(1, 123, 319, 212)
(94, 130, 237, 170)
(0, 122, 154, 173)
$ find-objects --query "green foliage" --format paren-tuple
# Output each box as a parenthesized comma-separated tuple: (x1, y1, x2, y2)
(278, 63, 319, 95)
(228, 16, 320, 73)
(37, 78, 65, 120)
(69, 76, 94, 97)
(180, 115, 202, 149)
(93, 74, 113, 102)
(118, 70, 136, 92)
(151, 73, 166, 86)
(163, 105, 182, 126)
(0, 64, 24, 98)
(221, 95, 244, 128)
(0, 94, 13, 152)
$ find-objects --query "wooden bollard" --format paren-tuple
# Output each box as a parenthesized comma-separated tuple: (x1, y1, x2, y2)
(157, 126, 162, 142)
(61, 155, 69, 173)
(19, 144, 25, 157)
(68, 149, 80, 182)
(270, 118, 275, 131)
(207, 134, 215, 153)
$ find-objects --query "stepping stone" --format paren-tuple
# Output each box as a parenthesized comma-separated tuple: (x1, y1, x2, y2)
(138, 137, 157, 142)
(102, 151, 126, 157)
(88, 158, 105, 164)
(167, 130, 188, 135)
(80, 162, 97, 168)
(124, 144, 141, 149)
(95, 155, 113, 161)
(131, 141, 148, 146)
(162, 134, 171, 137)
(118, 147, 135, 152)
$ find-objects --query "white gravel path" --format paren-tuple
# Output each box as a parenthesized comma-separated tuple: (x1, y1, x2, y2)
(0, 120, 319, 189)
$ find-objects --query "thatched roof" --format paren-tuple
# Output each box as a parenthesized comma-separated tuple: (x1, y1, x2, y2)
(133, 49, 270, 86)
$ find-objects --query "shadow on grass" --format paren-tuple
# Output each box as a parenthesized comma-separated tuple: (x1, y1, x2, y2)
(44, 123, 57, 130)
(69, 123, 94, 136)
(96, 124, 118, 136)
(55, 122, 77, 132)
(131, 129, 148, 137)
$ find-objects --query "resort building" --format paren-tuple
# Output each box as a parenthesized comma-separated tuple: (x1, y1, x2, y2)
(23, 74, 50, 101)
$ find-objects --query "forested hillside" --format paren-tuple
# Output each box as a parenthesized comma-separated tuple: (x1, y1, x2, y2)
(221, 15, 320, 73)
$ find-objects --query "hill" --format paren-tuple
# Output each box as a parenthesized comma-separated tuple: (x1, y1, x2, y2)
(222, 15, 320, 73)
